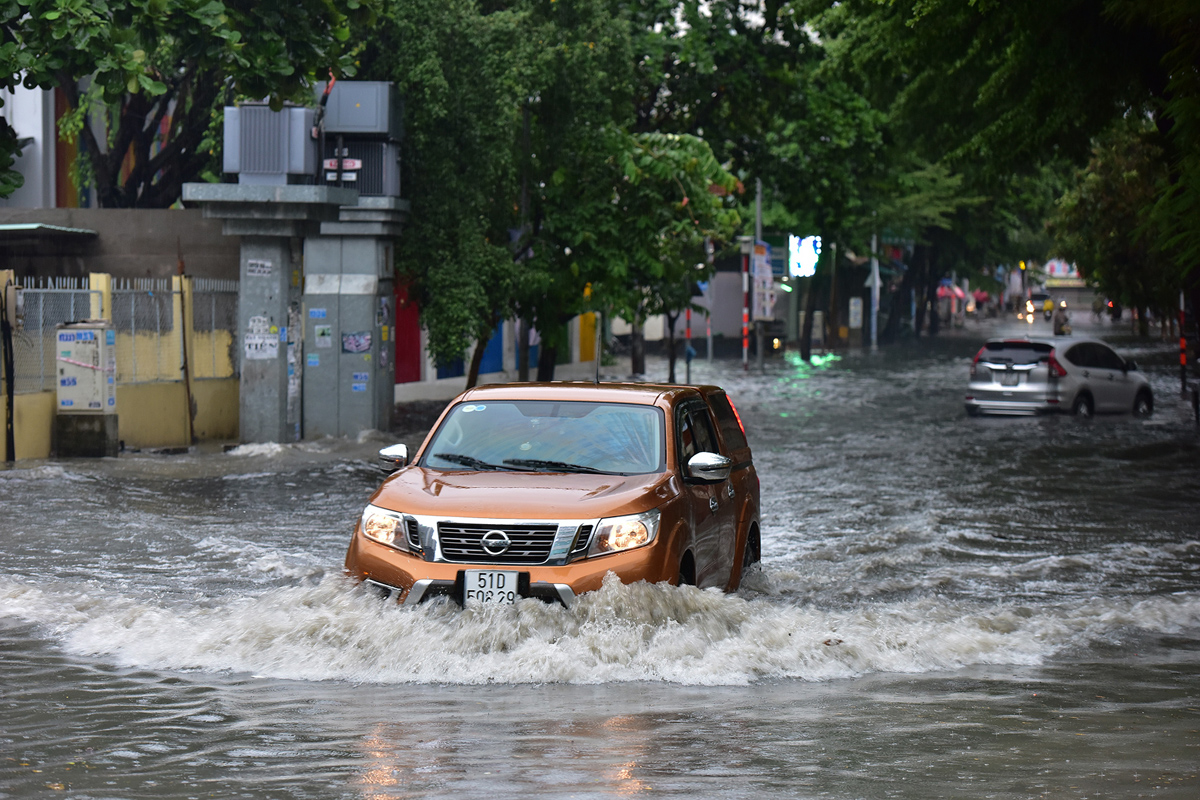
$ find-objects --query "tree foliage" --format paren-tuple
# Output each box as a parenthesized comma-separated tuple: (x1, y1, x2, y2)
(1049, 120, 1177, 326)
(1, 0, 376, 206)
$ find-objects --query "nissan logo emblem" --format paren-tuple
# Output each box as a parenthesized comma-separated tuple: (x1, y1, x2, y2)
(481, 529, 511, 556)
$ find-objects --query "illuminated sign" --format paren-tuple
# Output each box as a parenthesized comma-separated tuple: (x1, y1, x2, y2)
(788, 235, 821, 278)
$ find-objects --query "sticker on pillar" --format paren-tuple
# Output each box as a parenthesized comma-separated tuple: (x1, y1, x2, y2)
(307, 353, 320, 367)
(381, 325, 389, 342)
(309, 308, 327, 319)
(106, 330, 115, 345)
(247, 259, 274, 277)
(342, 331, 371, 353)
(247, 316, 270, 334)
(244, 334, 279, 360)
(352, 372, 369, 382)
(351, 382, 367, 393)
(315, 325, 333, 348)
(279, 326, 287, 342)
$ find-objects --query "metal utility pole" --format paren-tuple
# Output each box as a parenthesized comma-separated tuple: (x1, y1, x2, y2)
(755, 179, 764, 370)
(1181, 289, 1188, 398)
(870, 230, 880, 352)
(740, 236, 751, 371)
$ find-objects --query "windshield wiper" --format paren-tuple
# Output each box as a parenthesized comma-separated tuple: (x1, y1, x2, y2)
(432, 453, 503, 471)
(502, 458, 615, 475)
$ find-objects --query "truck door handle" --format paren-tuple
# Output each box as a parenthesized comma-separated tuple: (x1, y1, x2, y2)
(709, 497, 719, 514)
(726, 484, 735, 498)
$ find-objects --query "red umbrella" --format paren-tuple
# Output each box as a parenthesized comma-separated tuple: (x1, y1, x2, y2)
(937, 284, 966, 299)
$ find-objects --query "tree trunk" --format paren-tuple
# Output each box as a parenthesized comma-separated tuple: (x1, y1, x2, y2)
(465, 332, 489, 390)
(827, 241, 839, 345)
(800, 276, 817, 362)
(631, 317, 646, 376)
(518, 318, 530, 381)
(536, 340, 557, 381)
(665, 311, 679, 383)
(913, 245, 929, 338)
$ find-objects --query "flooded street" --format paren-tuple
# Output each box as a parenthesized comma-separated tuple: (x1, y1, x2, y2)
(3, 316, 1198, 799)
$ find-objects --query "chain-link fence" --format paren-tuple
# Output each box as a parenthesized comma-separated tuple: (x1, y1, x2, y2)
(190, 278, 239, 379)
(111, 278, 183, 384)
(3, 276, 239, 395)
(7, 277, 102, 394)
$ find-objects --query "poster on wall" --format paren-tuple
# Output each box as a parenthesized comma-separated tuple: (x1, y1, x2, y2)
(315, 325, 333, 349)
(342, 332, 372, 353)
(244, 334, 278, 360)
(751, 241, 777, 321)
(247, 259, 274, 278)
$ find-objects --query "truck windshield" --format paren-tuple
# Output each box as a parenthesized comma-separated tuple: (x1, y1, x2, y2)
(422, 401, 665, 475)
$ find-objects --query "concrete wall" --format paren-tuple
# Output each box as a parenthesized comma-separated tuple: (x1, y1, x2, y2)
(0, 208, 239, 281)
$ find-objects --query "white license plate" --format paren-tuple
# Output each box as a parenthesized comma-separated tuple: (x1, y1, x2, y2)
(464, 570, 520, 605)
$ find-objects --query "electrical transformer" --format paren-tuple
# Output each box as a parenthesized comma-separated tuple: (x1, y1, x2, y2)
(55, 321, 119, 457)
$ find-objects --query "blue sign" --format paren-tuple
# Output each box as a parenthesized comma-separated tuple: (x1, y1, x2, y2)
(351, 382, 367, 393)
(60, 377, 77, 387)
(307, 353, 320, 367)
(352, 372, 369, 382)
(77, 331, 95, 341)
(60, 399, 74, 407)
(58, 333, 75, 342)
(279, 326, 287, 341)
(309, 308, 327, 319)
(106, 330, 115, 345)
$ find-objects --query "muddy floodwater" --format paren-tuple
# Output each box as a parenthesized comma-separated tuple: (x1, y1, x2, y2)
(3, 316, 1198, 799)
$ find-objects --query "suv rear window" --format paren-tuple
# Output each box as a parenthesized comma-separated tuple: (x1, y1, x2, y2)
(707, 392, 748, 452)
(983, 341, 1052, 363)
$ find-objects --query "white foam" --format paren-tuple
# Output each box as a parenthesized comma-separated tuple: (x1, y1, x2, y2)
(2, 574, 1197, 686)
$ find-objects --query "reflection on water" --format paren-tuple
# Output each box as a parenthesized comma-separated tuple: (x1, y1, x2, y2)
(1, 323, 1198, 797)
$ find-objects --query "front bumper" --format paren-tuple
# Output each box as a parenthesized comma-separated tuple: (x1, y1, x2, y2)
(345, 526, 680, 606)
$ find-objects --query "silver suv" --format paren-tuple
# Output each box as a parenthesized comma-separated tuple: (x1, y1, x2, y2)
(965, 337, 1153, 417)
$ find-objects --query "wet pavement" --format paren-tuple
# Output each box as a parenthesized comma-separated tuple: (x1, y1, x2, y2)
(2, 313, 1198, 798)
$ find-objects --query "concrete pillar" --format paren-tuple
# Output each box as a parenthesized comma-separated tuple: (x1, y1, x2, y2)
(303, 196, 408, 438)
(181, 184, 358, 443)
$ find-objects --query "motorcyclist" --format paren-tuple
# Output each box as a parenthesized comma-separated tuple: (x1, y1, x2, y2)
(1052, 299, 1071, 336)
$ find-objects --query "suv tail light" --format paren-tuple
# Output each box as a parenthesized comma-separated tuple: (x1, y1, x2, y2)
(728, 397, 746, 436)
(1047, 349, 1068, 377)
(970, 346, 986, 378)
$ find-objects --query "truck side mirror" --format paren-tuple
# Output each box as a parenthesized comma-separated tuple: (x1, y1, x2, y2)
(379, 443, 409, 471)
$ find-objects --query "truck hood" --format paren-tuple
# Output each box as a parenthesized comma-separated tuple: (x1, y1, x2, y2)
(369, 467, 676, 520)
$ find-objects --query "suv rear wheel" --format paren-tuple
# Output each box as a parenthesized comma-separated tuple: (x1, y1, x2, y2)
(1072, 392, 1094, 418)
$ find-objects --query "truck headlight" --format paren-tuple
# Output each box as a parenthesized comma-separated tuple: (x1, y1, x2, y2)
(588, 509, 660, 556)
(361, 505, 411, 551)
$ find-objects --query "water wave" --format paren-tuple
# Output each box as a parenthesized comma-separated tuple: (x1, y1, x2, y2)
(1, 573, 1196, 687)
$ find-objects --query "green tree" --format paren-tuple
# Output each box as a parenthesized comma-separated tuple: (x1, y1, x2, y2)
(589, 131, 740, 379)
(1, 0, 375, 206)
(359, 0, 528, 387)
(804, 0, 1200, 290)
(1049, 120, 1177, 335)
